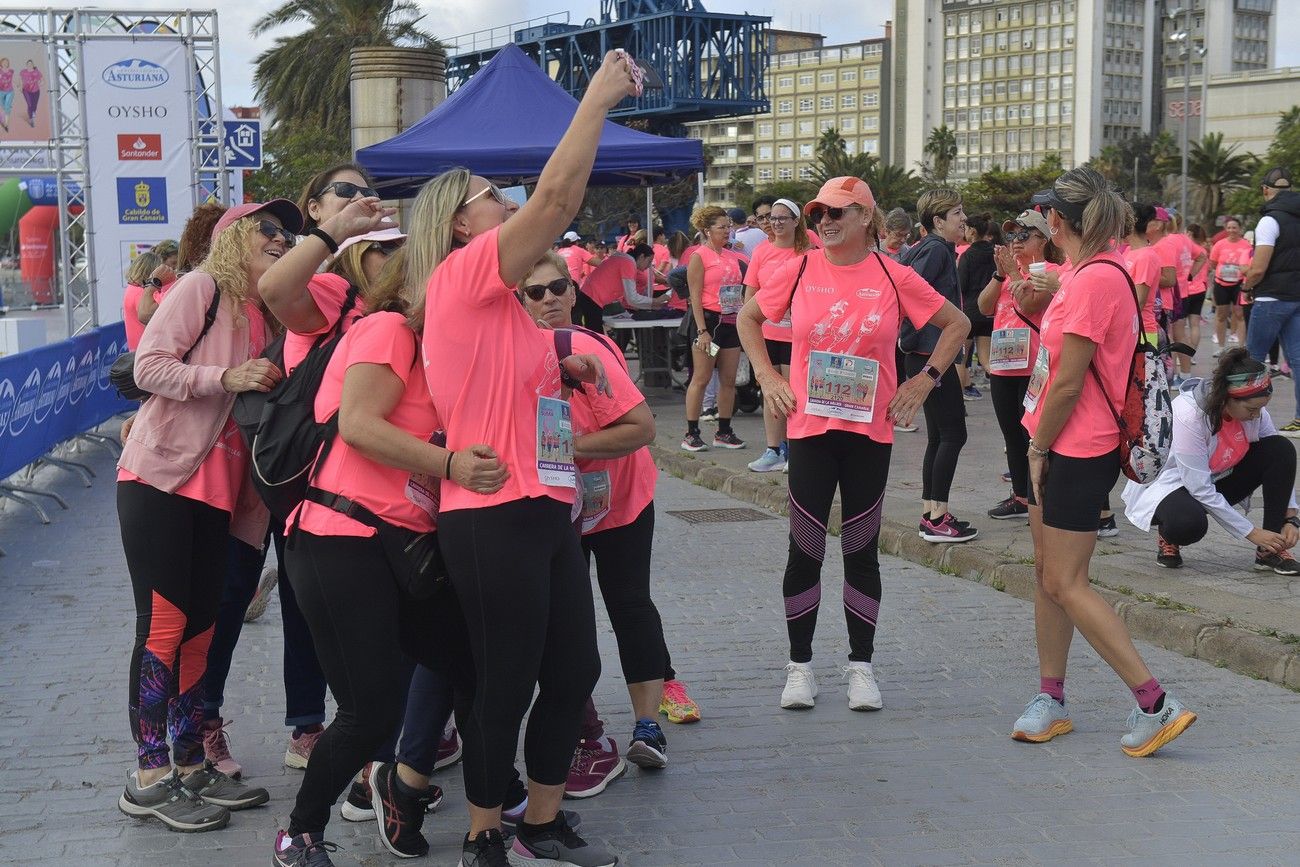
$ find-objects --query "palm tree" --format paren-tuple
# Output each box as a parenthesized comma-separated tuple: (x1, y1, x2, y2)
(817, 127, 847, 157)
(726, 168, 753, 202)
(924, 125, 958, 184)
(863, 162, 924, 212)
(808, 150, 876, 187)
(1278, 106, 1300, 137)
(252, 0, 438, 142)
(1186, 132, 1259, 225)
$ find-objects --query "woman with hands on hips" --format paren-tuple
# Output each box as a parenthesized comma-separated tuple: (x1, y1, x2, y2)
(738, 176, 968, 714)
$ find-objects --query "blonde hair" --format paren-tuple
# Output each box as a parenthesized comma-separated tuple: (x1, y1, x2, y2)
(125, 251, 162, 287)
(198, 217, 261, 314)
(690, 205, 728, 234)
(916, 188, 962, 232)
(1052, 167, 1129, 262)
(364, 247, 424, 332)
(405, 167, 473, 308)
(522, 251, 572, 288)
(328, 240, 387, 295)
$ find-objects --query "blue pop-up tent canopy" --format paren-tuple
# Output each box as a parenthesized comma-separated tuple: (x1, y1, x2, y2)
(357, 44, 705, 198)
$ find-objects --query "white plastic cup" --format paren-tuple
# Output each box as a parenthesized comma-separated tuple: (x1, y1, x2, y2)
(1028, 262, 1047, 276)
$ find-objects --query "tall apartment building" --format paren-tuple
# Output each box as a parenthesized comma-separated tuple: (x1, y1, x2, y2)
(685, 30, 892, 203)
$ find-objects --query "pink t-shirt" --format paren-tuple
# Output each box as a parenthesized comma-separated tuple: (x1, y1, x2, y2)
(19, 67, 40, 93)
(171, 303, 270, 513)
(284, 274, 364, 375)
(558, 245, 591, 283)
(1188, 240, 1210, 296)
(955, 243, 971, 260)
(1210, 238, 1253, 285)
(652, 243, 671, 274)
(581, 253, 637, 307)
(294, 312, 439, 537)
(743, 241, 802, 343)
(0, 69, 12, 91)
(690, 245, 745, 317)
(756, 250, 945, 444)
(1124, 245, 1163, 335)
(988, 263, 1059, 378)
(423, 226, 571, 513)
(567, 329, 655, 535)
(1152, 233, 1180, 313)
(123, 283, 147, 351)
(1022, 252, 1139, 459)
(1175, 233, 1201, 285)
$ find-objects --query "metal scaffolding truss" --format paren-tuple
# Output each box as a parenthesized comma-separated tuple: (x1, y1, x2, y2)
(0, 8, 224, 337)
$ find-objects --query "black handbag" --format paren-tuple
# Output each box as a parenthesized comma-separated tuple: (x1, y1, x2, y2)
(112, 284, 221, 401)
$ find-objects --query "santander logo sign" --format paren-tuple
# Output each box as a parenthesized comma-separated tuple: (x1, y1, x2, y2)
(102, 59, 169, 89)
(118, 133, 162, 160)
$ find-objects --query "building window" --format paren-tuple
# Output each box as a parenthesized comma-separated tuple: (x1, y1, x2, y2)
(778, 167, 793, 180)
(818, 118, 833, 132)
(840, 116, 855, 131)
(777, 121, 793, 136)
(863, 92, 879, 108)
(862, 138, 879, 154)
(798, 120, 813, 134)
(863, 66, 879, 80)
(798, 73, 813, 86)
(820, 96, 834, 111)
(778, 75, 793, 88)
(758, 168, 773, 181)
(778, 144, 793, 159)
(798, 142, 813, 158)
(819, 71, 835, 84)
(758, 121, 773, 136)
(778, 99, 792, 114)
(845, 139, 857, 154)
(758, 144, 773, 159)
(799, 98, 813, 112)
(799, 166, 813, 180)
(863, 116, 879, 131)
(841, 69, 857, 83)
(841, 93, 856, 108)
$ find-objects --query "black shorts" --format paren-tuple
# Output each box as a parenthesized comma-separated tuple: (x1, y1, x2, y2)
(765, 337, 792, 366)
(701, 310, 741, 350)
(1212, 282, 1241, 307)
(965, 313, 994, 339)
(1178, 291, 1206, 321)
(1027, 448, 1121, 532)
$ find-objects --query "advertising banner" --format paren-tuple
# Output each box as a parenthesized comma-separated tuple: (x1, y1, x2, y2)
(0, 38, 54, 143)
(83, 41, 195, 326)
(0, 322, 132, 479)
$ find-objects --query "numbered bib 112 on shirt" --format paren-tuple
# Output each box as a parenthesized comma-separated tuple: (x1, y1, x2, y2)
(805, 351, 878, 423)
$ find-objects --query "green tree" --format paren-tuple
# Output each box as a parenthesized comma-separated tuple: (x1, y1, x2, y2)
(252, 0, 438, 143)
(1185, 132, 1258, 226)
(726, 168, 754, 203)
(817, 127, 847, 157)
(1224, 106, 1300, 225)
(754, 179, 818, 204)
(1087, 131, 1178, 202)
(924, 125, 958, 184)
(863, 162, 924, 212)
(244, 123, 351, 202)
(959, 153, 1065, 218)
(808, 150, 876, 187)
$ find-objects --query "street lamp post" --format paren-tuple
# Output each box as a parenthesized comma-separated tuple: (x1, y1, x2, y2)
(1168, 6, 1191, 221)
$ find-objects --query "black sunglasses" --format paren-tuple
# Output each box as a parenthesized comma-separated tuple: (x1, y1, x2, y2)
(317, 180, 378, 200)
(368, 239, 405, 255)
(1006, 230, 1034, 243)
(522, 278, 572, 301)
(257, 220, 296, 247)
(806, 205, 861, 225)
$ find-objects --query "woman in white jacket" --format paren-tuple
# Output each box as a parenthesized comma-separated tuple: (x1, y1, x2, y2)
(1123, 348, 1300, 574)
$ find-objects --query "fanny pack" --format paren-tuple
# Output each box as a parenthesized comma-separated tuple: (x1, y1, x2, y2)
(303, 487, 445, 599)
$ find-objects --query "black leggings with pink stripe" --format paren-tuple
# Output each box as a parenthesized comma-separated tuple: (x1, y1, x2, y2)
(783, 430, 891, 663)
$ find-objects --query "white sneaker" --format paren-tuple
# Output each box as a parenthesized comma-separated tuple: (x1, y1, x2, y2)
(844, 662, 883, 711)
(780, 662, 817, 709)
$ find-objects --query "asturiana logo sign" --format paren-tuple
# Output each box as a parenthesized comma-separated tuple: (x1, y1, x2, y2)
(102, 59, 169, 90)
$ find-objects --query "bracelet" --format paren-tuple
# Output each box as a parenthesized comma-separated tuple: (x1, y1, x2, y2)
(992, 273, 1005, 282)
(307, 227, 339, 254)
(444, 451, 454, 480)
(1028, 441, 1050, 456)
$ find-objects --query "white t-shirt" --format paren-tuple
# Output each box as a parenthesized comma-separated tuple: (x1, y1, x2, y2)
(732, 226, 769, 256)
(1253, 216, 1281, 300)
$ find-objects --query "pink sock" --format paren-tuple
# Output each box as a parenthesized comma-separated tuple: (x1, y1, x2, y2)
(1040, 676, 1065, 704)
(1131, 677, 1165, 714)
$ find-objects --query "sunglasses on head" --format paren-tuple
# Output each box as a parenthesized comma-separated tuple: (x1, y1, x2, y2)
(461, 183, 510, 209)
(522, 278, 572, 301)
(806, 205, 860, 225)
(257, 220, 296, 247)
(368, 239, 405, 255)
(317, 180, 377, 200)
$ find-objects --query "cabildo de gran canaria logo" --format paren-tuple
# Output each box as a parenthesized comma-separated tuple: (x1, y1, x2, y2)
(102, 59, 169, 90)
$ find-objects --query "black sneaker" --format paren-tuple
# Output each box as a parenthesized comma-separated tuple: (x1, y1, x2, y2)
(369, 761, 432, 858)
(1156, 537, 1183, 569)
(180, 762, 269, 810)
(1097, 515, 1119, 537)
(626, 718, 667, 769)
(680, 432, 708, 452)
(500, 803, 582, 838)
(461, 828, 510, 867)
(509, 813, 617, 867)
(699, 406, 719, 422)
(987, 496, 1029, 520)
(273, 830, 339, 866)
(1255, 548, 1300, 575)
(340, 775, 373, 822)
(713, 430, 745, 449)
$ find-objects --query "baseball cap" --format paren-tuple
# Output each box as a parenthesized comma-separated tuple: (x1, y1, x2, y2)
(803, 177, 876, 216)
(1153, 205, 1171, 222)
(1001, 208, 1051, 237)
(1029, 187, 1085, 224)
(335, 226, 407, 256)
(211, 199, 303, 241)
(562, 230, 581, 242)
(1263, 167, 1292, 189)
(726, 207, 748, 224)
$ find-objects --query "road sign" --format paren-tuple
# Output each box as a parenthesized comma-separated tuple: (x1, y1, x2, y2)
(222, 120, 262, 169)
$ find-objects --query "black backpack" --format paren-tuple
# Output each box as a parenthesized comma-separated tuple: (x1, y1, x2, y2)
(233, 284, 361, 521)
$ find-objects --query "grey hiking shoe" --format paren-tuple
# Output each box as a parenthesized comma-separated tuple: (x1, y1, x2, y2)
(181, 762, 269, 810)
(118, 770, 230, 832)
(507, 813, 617, 866)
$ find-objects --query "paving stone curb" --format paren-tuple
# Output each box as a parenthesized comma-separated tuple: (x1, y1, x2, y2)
(651, 445, 1300, 692)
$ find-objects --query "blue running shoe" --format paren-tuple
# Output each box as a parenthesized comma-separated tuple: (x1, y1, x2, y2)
(1121, 695, 1197, 757)
(626, 718, 667, 769)
(747, 448, 786, 473)
(1011, 693, 1073, 743)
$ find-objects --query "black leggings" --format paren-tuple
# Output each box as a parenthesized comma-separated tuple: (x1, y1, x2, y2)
(784, 431, 891, 663)
(904, 354, 967, 503)
(581, 502, 667, 684)
(285, 531, 441, 838)
(574, 291, 605, 333)
(990, 375, 1031, 499)
(1154, 435, 1297, 545)
(118, 480, 228, 771)
(438, 497, 599, 808)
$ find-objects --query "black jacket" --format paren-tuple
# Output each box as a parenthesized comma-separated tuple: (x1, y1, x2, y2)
(957, 240, 997, 325)
(898, 234, 958, 354)
(1257, 190, 1300, 302)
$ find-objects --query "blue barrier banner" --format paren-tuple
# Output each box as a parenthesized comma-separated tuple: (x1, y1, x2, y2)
(0, 323, 134, 478)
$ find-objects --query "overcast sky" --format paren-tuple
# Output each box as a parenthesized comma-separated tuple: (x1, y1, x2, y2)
(124, 0, 1300, 108)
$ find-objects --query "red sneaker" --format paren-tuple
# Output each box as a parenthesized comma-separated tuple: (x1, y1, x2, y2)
(563, 736, 626, 799)
(284, 726, 323, 770)
(434, 722, 462, 771)
(201, 717, 241, 779)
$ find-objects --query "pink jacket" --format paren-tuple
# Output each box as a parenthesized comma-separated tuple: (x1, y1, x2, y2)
(118, 271, 271, 547)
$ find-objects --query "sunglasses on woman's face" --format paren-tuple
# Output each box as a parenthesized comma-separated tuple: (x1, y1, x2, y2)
(368, 240, 405, 255)
(461, 183, 510, 209)
(522, 278, 572, 301)
(1007, 230, 1032, 243)
(257, 220, 296, 247)
(806, 205, 860, 225)
(317, 180, 378, 200)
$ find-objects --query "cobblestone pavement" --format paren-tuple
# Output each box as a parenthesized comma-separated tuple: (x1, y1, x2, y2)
(2, 448, 1299, 865)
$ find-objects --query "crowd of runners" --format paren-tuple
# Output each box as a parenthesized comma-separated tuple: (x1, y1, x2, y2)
(109, 49, 1300, 866)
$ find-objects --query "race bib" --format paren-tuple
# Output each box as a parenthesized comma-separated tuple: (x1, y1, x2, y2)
(988, 327, 1031, 372)
(1220, 263, 1241, 283)
(1023, 345, 1050, 413)
(536, 396, 575, 488)
(579, 470, 612, 533)
(719, 283, 744, 315)
(405, 472, 440, 518)
(805, 351, 878, 423)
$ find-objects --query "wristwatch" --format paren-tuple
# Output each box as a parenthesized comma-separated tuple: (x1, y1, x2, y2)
(919, 363, 942, 385)
(1285, 516, 1299, 529)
